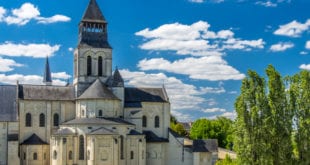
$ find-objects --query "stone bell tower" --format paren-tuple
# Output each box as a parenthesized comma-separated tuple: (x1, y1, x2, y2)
(73, 0, 112, 96)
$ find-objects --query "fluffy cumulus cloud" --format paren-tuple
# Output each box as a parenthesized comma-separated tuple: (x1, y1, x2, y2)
(300, 64, 310, 71)
(136, 21, 265, 56)
(0, 3, 70, 25)
(0, 57, 23, 72)
(306, 41, 310, 49)
(138, 56, 245, 81)
(0, 74, 67, 85)
(0, 42, 60, 58)
(52, 72, 71, 79)
(274, 19, 310, 37)
(208, 111, 236, 120)
(255, 1, 277, 7)
(202, 108, 226, 113)
(135, 21, 264, 81)
(270, 42, 294, 52)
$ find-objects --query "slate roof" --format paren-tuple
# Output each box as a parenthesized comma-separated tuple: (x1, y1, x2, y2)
(128, 130, 143, 136)
(89, 127, 116, 135)
(124, 88, 168, 107)
(78, 79, 119, 100)
(111, 69, 124, 87)
(192, 139, 218, 152)
(54, 128, 76, 135)
(18, 85, 75, 101)
(82, 0, 106, 23)
(63, 117, 134, 126)
(0, 85, 17, 122)
(21, 134, 48, 145)
(143, 130, 169, 143)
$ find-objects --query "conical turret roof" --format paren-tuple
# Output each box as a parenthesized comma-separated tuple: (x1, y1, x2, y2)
(82, 0, 106, 23)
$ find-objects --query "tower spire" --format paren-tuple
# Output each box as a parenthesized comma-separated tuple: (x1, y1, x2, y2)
(43, 56, 52, 86)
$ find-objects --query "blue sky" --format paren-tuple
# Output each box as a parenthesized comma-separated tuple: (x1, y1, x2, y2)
(0, 0, 309, 121)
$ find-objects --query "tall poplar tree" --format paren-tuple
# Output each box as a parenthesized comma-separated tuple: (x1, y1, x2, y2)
(290, 70, 310, 164)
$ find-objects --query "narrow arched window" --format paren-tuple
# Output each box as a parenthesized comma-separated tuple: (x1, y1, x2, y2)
(98, 56, 103, 76)
(33, 152, 37, 160)
(130, 151, 134, 159)
(155, 116, 160, 128)
(98, 110, 103, 117)
(79, 135, 85, 160)
(53, 150, 57, 160)
(68, 151, 73, 160)
(39, 113, 45, 127)
(142, 116, 147, 127)
(120, 135, 124, 159)
(26, 113, 31, 127)
(53, 113, 59, 127)
(87, 56, 92, 76)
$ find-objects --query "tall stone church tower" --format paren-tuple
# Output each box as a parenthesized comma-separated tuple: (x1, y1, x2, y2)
(74, 0, 112, 96)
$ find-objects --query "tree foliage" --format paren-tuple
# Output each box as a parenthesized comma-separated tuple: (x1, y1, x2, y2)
(190, 117, 234, 149)
(234, 65, 309, 164)
(170, 115, 188, 136)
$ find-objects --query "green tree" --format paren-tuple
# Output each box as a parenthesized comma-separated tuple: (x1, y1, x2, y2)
(190, 117, 234, 149)
(170, 115, 187, 136)
(289, 70, 310, 164)
(216, 155, 237, 165)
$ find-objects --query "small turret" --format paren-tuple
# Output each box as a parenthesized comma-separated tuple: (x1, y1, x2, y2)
(43, 56, 52, 86)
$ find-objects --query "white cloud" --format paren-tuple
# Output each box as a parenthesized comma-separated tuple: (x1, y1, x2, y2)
(202, 108, 226, 113)
(0, 42, 60, 58)
(199, 86, 225, 94)
(189, 0, 204, 3)
(300, 51, 308, 55)
(270, 42, 294, 52)
(136, 21, 265, 56)
(0, 7, 6, 21)
(138, 56, 245, 81)
(274, 19, 310, 37)
(0, 57, 23, 72)
(255, 1, 277, 7)
(120, 69, 210, 110)
(68, 47, 74, 52)
(52, 72, 71, 79)
(0, 74, 66, 85)
(208, 111, 236, 120)
(306, 41, 310, 49)
(36, 15, 71, 24)
(300, 64, 310, 70)
(171, 110, 193, 122)
(0, 3, 70, 25)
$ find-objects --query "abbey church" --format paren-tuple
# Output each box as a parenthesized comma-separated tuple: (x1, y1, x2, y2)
(0, 0, 217, 165)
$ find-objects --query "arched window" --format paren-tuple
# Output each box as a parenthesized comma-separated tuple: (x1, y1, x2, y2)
(155, 116, 160, 128)
(33, 152, 37, 160)
(53, 150, 57, 160)
(142, 116, 147, 127)
(98, 56, 103, 76)
(53, 113, 59, 127)
(25, 113, 31, 127)
(39, 113, 45, 127)
(98, 110, 103, 117)
(68, 151, 73, 160)
(130, 151, 134, 159)
(79, 135, 85, 160)
(120, 135, 124, 159)
(87, 56, 92, 76)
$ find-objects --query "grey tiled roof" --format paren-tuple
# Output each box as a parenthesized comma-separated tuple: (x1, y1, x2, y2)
(81, 0, 106, 23)
(192, 139, 218, 152)
(21, 134, 48, 145)
(143, 130, 169, 143)
(125, 88, 168, 103)
(124, 102, 142, 108)
(128, 130, 143, 136)
(78, 79, 119, 100)
(111, 69, 124, 87)
(62, 117, 134, 126)
(54, 128, 76, 135)
(0, 85, 17, 121)
(19, 85, 75, 100)
(89, 127, 117, 135)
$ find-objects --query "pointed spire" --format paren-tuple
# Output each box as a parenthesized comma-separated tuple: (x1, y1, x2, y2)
(43, 56, 52, 85)
(112, 67, 124, 87)
(82, 0, 106, 23)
